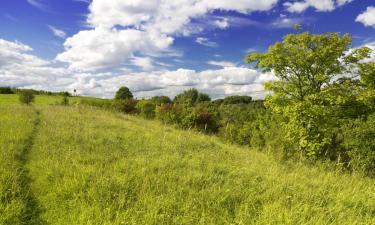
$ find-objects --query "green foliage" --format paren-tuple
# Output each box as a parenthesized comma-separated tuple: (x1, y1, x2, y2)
(114, 86, 133, 100)
(342, 114, 375, 176)
(246, 32, 372, 159)
(61, 92, 70, 106)
(173, 88, 211, 106)
(112, 99, 139, 114)
(213, 95, 253, 105)
(0, 87, 15, 94)
(136, 100, 156, 119)
(150, 95, 172, 105)
(18, 90, 35, 105)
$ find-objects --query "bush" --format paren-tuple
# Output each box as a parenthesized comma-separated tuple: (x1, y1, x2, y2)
(156, 103, 183, 125)
(61, 92, 70, 105)
(112, 99, 139, 114)
(136, 100, 156, 119)
(342, 115, 375, 176)
(19, 90, 35, 105)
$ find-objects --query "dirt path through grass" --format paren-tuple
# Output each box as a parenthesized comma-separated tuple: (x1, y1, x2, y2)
(16, 109, 46, 225)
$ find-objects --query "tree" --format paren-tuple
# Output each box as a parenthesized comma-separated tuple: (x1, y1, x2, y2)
(150, 96, 172, 105)
(246, 32, 372, 158)
(115, 86, 133, 100)
(0, 87, 15, 94)
(173, 89, 211, 106)
(19, 90, 35, 105)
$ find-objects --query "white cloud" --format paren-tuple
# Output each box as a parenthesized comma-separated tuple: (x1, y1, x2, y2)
(356, 7, 375, 28)
(130, 57, 155, 71)
(284, 0, 352, 13)
(57, 0, 278, 71)
(1, 39, 276, 99)
(271, 16, 305, 28)
(215, 18, 229, 29)
(0, 39, 70, 90)
(48, 25, 66, 38)
(208, 60, 237, 68)
(94, 67, 277, 99)
(195, 37, 218, 47)
(56, 28, 173, 71)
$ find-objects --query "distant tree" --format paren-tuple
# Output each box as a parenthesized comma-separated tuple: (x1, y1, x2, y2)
(246, 32, 372, 158)
(115, 86, 133, 100)
(150, 96, 172, 105)
(197, 93, 211, 103)
(174, 89, 211, 106)
(0, 87, 14, 94)
(218, 96, 253, 105)
(19, 90, 35, 105)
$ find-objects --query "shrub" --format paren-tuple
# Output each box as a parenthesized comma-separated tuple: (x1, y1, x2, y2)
(61, 92, 70, 105)
(112, 99, 139, 114)
(342, 115, 375, 176)
(136, 100, 156, 119)
(156, 103, 183, 125)
(18, 90, 35, 105)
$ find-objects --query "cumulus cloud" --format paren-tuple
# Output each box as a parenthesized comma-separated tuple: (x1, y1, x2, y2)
(356, 7, 375, 28)
(92, 67, 277, 99)
(284, 0, 353, 13)
(56, 0, 278, 71)
(0, 39, 71, 90)
(1, 38, 277, 99)
(48, 25, 66, 38)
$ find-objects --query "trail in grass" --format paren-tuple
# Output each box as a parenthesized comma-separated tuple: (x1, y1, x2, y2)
(17, 109, 46, 225)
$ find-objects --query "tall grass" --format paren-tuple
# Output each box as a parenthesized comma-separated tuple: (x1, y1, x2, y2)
(21, 106, 374, 224)
(0, 106, 44, 224)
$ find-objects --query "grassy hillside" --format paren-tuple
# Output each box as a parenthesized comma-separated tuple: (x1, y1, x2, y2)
(0, 104, 374, 224)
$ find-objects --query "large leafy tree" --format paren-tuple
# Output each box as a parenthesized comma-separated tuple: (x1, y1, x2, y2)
(246, 32, 372, 158)
(115, 86, 133, 100)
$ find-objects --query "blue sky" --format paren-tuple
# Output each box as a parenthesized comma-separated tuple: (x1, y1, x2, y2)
(0, 0, 374, 99)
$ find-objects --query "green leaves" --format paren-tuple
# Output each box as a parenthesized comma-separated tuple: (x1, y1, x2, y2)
(246, 32, 373, 159)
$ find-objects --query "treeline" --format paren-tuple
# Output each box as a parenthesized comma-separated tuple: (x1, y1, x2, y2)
(0, 87, 71, 96)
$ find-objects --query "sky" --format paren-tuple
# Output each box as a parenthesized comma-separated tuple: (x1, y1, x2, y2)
(0, 0, 374, 99)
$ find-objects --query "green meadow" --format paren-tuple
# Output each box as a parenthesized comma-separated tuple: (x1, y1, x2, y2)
(0, 95, 374, 224)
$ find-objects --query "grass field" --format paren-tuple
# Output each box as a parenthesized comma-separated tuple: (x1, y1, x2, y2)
(0, 94, 106, 106)
(0, 96, 374, 224)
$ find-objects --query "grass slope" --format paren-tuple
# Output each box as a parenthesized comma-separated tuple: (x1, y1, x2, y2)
(0, 104, 374, 224)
